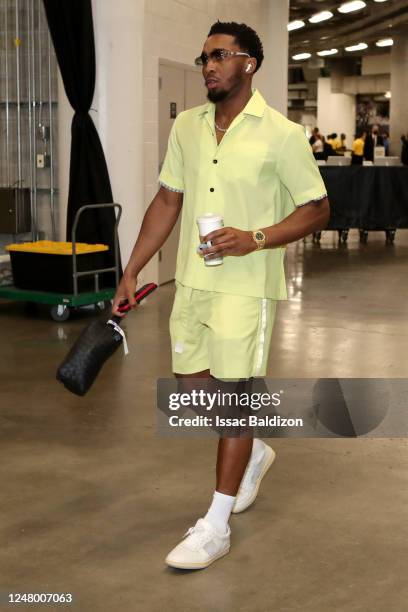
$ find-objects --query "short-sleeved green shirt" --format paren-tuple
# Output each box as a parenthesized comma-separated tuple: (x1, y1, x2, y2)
(159, 89, 327, 299)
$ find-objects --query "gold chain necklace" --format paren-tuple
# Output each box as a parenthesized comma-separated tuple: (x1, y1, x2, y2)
(214, 121, 228, 132)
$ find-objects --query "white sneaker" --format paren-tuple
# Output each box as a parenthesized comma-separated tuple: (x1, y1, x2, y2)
(165, 518, 231, 570)
(232, 442, 276, 514)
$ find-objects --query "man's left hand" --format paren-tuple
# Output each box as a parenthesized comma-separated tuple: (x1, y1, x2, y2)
(200, 227, 257, 259)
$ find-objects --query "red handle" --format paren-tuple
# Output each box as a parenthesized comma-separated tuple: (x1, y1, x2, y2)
(117, 282, 158, 314)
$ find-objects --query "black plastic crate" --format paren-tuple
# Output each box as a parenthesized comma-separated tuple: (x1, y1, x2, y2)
(9, 250, 109, 294)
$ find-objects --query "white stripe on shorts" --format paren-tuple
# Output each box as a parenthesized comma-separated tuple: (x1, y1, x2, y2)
(254, 298, 268, 376)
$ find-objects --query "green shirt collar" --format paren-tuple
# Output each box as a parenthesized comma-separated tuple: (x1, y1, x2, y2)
(198, 89, 267, 119)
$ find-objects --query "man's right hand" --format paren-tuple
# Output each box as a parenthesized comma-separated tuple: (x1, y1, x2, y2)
(111, 273, 138, 318)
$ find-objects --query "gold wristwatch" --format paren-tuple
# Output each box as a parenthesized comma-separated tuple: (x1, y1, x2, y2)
(251, 230, 266, 250)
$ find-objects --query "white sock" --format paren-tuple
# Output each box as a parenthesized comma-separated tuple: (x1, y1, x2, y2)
(251, 438, 265, 463)
(204, 491, 235, 534)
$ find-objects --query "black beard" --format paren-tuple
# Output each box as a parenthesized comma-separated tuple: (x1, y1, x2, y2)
(207, 88, 229, 103)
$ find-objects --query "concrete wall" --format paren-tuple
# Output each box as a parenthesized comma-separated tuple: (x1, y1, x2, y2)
(390, 34, 408, 156)
(343, 74, 390, 95)
(92, 0, 145, 271)
(362, 54, 391, 76)
(317, 77, 356, 143)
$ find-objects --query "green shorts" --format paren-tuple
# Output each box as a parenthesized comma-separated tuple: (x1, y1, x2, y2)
(169, 281, 277, 379)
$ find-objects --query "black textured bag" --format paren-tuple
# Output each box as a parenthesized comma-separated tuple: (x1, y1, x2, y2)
(56, 283, 157, 396)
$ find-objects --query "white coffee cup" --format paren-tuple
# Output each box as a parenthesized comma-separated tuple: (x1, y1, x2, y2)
(196, 213, 224, 266)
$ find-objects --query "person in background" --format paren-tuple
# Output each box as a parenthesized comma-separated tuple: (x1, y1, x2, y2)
(322, 135, 335, 161)
(351, 131, 366, 165)
(339, 133, 347, 152)
(382, 131, 390, 156)
(309, 126, 319, 146)
(363, 125, 384, 162)
(326, 133, 341, 152)
(401, 134, 408, 166)
(312, 132, 324, 159)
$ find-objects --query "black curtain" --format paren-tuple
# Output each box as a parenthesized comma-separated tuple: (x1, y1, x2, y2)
(43, 0, 121, 285)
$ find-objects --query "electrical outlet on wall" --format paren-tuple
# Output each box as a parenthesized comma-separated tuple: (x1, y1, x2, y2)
(36, 154, 50, 168)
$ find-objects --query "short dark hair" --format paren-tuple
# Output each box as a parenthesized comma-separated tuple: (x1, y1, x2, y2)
(208, 21, 264, 72)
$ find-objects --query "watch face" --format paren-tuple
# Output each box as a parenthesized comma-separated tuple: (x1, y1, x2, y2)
(255, 231, 264, 241)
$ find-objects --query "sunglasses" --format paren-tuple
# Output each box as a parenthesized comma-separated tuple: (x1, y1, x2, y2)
(195, 48, 250, 66)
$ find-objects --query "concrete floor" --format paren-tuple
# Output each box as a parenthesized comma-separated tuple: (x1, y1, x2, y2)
(0, 229, 407, 612)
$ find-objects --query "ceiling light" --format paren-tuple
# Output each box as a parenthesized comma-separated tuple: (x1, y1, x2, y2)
(384, 91, 391, 98)
(338, 1, 366, 13)
(376, 38, 393, 47)
(309, 11, 334, 24)
(374, 0, 388, 3)
(287, 20, 305, 31)
(345, 42, 368, 52)
(292, 53, 312, 61)
(317, 49, 339, 56)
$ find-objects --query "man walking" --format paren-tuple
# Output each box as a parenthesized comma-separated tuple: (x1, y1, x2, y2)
(363, 125, 384, 162)
(112, 21, 329, 570)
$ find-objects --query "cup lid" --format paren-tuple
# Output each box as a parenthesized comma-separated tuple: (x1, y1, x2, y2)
(196, 213, 223, 224)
